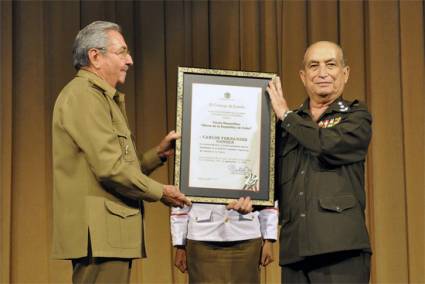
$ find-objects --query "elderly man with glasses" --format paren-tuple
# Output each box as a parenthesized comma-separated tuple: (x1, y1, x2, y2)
(52, 20, 255, 283)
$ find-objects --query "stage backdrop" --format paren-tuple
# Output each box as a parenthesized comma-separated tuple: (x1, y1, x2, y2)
(1, 0, 424, 283)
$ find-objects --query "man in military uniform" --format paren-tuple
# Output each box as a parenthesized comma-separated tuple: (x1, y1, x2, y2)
(267, 41, 372, 283)
(52, 21, 252, 283)
(52, 21, 192, 283)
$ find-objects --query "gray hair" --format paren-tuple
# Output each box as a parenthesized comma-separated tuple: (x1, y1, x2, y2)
(72, 21, 121, 70)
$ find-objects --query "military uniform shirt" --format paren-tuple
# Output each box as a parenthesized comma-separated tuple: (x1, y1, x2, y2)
(276, 97, 372, 265)
(52, 69, 164, 259)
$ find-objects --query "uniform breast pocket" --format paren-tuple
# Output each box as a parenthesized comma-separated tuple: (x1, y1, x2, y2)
(238, 212, 256, 221)
(104, 200, 141, 248)
(319, 195, 357, 214)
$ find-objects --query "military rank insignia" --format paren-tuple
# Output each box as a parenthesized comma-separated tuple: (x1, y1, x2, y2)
(318, 116, 342, 128)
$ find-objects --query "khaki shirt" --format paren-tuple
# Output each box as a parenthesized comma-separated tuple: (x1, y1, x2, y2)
(277, 97, 372, 265)
(52, 69, 163, 259)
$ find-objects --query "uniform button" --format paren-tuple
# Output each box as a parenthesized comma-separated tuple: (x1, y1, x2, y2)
(224, 217, 229, 223)
(286, 123, 291, 128)
(300, 213, 306, 218)
(336, 206, 342, 212)
(300, 170, 305, 175)
(299, 191, 304, 196)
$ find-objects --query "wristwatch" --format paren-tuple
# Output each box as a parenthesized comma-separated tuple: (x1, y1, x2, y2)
(281, 109, 293, 121)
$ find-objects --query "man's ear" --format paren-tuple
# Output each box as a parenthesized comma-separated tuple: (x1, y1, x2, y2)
(299, 70, 306, 86)
(87, 48, 102, 69)
(343, 66, 350, 83)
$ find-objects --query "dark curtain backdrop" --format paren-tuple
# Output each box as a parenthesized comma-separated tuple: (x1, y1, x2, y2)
(1, 0, 424, 283)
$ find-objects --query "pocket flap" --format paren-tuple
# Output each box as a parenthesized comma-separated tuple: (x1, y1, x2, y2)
(104, 200, 140, 218)
(239, 212, 255, 221)
(319, 195, 356, 212)
(192, 210, 212, 222)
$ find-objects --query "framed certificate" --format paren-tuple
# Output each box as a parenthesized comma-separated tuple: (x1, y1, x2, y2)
(174, 67, 276, 206)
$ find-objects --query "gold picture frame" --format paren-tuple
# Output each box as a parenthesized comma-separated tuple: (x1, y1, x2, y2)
(174, 67, 276, 206)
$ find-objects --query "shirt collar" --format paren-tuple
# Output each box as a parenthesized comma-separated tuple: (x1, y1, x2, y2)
(76, 69, 120, 100)
(296, 96, 350, 116)
(296, 99, 310, 115)
(325, 96, 351, 113)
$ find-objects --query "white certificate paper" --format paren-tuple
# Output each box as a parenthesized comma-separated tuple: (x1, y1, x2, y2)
(189, 83, 262, 190)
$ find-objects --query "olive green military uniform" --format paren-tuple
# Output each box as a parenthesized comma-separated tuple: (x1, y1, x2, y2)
(276, 97, 372, 282)
(52, 70, 164, 277)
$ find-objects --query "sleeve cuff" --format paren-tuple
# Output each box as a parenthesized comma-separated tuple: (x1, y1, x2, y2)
(262, 232, 278, 241)
(281, 111, 295, 130)
(172, 238, 187, 246)
(143, 177, 164, 201)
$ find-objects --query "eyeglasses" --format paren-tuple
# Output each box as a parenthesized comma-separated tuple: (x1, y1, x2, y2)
(96, 47, 131, 60)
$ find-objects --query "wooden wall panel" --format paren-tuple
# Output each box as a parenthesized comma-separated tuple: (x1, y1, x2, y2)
(80, 1, 116, 27)
(209, 1, 240, 69)
(163, 5, 189, 281)
(259, 0, 279, 73)
(44, 2, 80, 282)
(308, 0, 338, 44)
(183, 1, 193, 69)
(339, 0, 366, 102)
(116, 1, 137, 132)
(133, 2, 173, 283)
(367, 1, 409, 282)
(240, 0, 261, 71)
(191, 0, 209, 68)
(399, 1, 425, 282)
(134, 1, 167, 152)
(164, 0, 191, 195)
(261, 1, 281, 267)
(281, 0, 307, 109)
(11, 2, 50, 282)
(165, 0, 187, 132)
(0, 1, 12, 283)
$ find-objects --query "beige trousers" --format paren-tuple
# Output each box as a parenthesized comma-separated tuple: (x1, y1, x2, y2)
(72, 257, 131, 284)
(186, 238, 262, 284)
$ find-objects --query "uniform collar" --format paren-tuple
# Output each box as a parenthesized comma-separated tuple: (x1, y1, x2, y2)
(325, 96, 351, 113)
(296, 96, 352, 116)
(76, 69, 121, 100)
(296, 99, 310, 115)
